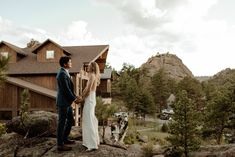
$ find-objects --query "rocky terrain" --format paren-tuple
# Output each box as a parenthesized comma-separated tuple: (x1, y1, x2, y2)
(140, 53, 193, 81)
(0, 133, 143, 157)
(1, 111, 235, 157)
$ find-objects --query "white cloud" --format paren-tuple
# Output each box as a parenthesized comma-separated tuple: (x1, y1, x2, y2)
(0, 16, 50, 47)
(107, 34, 157, 70)
(1, 0, 235, 76)
(93, 0, 235, 76)
(58, 20, 102, 45)
(64, 21, 92, 41)
(0, 17, 101, 46)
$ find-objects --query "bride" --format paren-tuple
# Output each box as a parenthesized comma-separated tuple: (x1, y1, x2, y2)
(79, 62, 100, 151)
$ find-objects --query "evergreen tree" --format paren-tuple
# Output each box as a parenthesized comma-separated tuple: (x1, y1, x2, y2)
(203, 88, 235, 144)
(151, 69, 172, 112)
(124, 77, 141, 113)
(19, 89, 30, 138)
(136, 88, 155, 119)
(117, 64, 156, 117)
(177, 77, 204, 99)
(95, 97, 117, 140)
(0, 56, 9, 84)
(167, 90, 200, 157)
(120, 63, 140, 82)
(177, 76, 205, 110)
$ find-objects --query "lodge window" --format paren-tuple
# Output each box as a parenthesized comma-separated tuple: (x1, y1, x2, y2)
(46, 50, 54, 59)
(0, 52, 9, 58)
(0, 111, 12, 120)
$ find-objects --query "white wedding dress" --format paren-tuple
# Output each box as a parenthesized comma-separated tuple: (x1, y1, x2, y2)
(82, 91, 100, 150)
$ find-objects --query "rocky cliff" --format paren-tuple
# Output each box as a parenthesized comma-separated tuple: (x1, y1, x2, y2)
(140, 53, 194, 80)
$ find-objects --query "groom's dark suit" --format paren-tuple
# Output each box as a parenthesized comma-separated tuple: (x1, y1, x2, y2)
(56, 67, 76, 147)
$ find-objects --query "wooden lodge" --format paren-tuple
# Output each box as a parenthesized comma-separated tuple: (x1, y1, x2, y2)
(0, 39, 110, 126)
(98, 68, 112, 104)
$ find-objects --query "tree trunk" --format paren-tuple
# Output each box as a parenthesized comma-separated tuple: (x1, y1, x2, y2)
(102, 119, 105, 141)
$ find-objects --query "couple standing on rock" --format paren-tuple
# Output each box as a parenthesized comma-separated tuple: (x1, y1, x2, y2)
(56, 56, 100, 152)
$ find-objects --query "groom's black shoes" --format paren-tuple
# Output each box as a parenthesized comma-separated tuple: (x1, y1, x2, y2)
(64, 139, 76, 145)
(57, 145, 72, 151)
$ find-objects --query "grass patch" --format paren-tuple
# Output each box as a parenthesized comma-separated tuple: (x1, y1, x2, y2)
(128, 118, 160, 131)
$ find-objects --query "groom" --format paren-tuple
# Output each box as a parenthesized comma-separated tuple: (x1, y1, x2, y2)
(56, 56, 79, 151)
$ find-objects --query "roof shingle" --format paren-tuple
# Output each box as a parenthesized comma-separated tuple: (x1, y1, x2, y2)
(4, 39, 109, 74)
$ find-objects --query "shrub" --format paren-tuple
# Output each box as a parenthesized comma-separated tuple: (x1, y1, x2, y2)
(164, 146, 183, 157)
(142, 142, 154, 157)
(161, 123, 169, 132)
(124, 130, 139, 144)
(0, 123, 6, 136)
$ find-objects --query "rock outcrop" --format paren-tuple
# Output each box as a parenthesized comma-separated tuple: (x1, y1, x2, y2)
(0, 133, 142, 157)
(6, 111, 57, 137)
(1, 132, 235, 157)
(190, 144, 235, 157)
(140, 53, 193, 81)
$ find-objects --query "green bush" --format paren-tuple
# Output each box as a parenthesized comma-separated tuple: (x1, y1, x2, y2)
(142, 142, 154, 157)
(164, 146, 183, 157)
(161, 123, 169, 132)
(124, 130, 139, 144)
(0, 123, 6, 136)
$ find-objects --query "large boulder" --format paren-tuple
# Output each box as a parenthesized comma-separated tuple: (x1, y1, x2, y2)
(6, 111, 57, 137)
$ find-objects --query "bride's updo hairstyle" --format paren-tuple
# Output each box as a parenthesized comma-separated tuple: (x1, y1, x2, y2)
(90, 62, 100, 86)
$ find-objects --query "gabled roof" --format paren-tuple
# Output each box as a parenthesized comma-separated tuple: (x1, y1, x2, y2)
(6, 77, 56, 98)
(0, 41, 27, 56)
(6, 39, 109, 74)
(31, 39, 71, 55)
(101, 68, 112, 79)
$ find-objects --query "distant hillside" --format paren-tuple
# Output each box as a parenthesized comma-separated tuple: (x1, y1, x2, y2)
(140, 53, 193, 81)
(195, 76, 211, 82)
(207, 68, 235, 88)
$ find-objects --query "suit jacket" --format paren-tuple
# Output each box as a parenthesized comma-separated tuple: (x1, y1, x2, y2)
(56, 67, 76, 107)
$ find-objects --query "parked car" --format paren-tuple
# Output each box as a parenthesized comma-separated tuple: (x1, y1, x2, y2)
(224, 133, 235, 143)
(114, 112, 128, 117)
(159, 113, 171, 120)
(162, 108, 174, 114)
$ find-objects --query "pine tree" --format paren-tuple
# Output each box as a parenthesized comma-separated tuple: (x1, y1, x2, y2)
(177, 76, 205, 110)
(136, 88, 155, 119)
(151, 69, 173, 112)
(95, 97, 117, 140)
(19, 88, 30, 135)
(0, 56, 9, 84)
(167, 90, 200, 157)
(203, 88, 235, 144)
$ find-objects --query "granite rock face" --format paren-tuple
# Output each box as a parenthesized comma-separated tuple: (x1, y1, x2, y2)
(140, 53, 193, 81)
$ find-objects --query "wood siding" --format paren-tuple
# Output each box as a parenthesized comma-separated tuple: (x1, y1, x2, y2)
(0, 45, 17, 63)
(16, 74, 57, 90)
(0, 83, 18, 109)
(36, 42, 64, 62)
(15, 74, 78, 91)
(26, 91, 56, 111)
(0, 82, 56, 121)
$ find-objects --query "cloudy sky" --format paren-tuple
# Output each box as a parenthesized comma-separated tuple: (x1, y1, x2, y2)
(0, 0, 235, 76)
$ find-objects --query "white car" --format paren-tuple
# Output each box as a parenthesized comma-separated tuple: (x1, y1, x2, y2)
(162, 108, 174, 114)
(114, 112, 128, 117)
